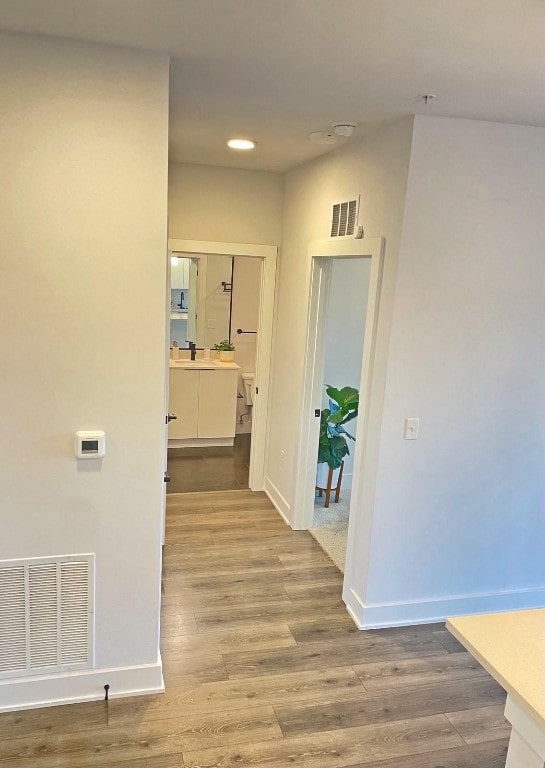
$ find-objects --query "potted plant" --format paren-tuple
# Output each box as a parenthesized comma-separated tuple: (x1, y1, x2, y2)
(213, 339, 236, 363)
(316, 385, 359, 493)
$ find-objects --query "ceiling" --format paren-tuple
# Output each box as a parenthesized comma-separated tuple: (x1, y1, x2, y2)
(0, 0, 544, 172)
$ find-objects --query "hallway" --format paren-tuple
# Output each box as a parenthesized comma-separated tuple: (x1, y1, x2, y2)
(0, 490, 509, 766)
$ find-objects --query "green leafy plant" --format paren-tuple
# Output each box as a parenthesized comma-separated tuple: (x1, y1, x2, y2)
(212, 339, 235, 351)
(318, 385, 359, 469)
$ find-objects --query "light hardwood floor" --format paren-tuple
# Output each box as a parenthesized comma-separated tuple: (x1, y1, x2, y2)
(0, 490, 510, 767)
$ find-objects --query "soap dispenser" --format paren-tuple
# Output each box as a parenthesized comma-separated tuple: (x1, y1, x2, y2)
(170, 341, 179, 360)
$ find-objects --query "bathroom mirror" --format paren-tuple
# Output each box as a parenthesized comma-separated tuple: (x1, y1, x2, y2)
(170, 253, 233, 350)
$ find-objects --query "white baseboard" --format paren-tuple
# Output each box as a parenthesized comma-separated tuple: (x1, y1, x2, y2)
(0, 658, 164, 713)
(264, 476, 292, 527)
(343, 586, 367, 628)
(342, 586, 545, 630)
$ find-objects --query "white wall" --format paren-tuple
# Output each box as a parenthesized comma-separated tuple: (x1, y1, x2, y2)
(267, 114, 545, 627)
(0, 32, 169, 709)
(168, 163, 282, 440)
(265, 118, 414, 518)
(356, 116, 545, 626)
(322, 258, 371, 487)
(168, 163, 283, 245)
(231, 257, 262, 434)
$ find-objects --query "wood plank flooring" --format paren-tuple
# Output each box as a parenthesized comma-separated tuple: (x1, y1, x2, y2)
(0, 489, 509, 767)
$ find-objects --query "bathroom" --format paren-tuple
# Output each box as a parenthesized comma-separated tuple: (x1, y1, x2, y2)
(167, 252, 261, 492)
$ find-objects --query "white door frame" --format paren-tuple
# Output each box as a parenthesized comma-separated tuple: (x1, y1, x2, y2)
(292, 237, 384, 576)
(168, 239, 277, 491)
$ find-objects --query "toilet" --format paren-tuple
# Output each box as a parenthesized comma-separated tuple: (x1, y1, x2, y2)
(241, 373, 255, 406)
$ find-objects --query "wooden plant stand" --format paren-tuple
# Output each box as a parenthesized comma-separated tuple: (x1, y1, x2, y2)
(315, 461, 344, 509)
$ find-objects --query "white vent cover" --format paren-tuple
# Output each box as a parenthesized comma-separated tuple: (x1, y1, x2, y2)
(0, 555, 94, 678)
(330, 198, 359, 237)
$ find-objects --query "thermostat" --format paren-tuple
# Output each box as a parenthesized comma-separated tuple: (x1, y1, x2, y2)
(75, 430, 106, 459)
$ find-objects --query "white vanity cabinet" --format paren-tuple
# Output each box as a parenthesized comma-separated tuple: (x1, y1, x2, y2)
(168, 365, 239, 442)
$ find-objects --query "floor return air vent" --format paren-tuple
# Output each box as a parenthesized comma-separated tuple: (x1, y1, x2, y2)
(0, 555, 94, 678)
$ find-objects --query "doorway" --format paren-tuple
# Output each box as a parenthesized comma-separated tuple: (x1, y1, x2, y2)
(164, 239, 277, 495)
(293, 237, 384, 589)
(309, 256, 371, 571)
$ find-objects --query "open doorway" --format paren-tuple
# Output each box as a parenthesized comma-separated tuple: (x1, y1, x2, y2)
(167, 253, 258, 492)
(293, 237, 384, 587)
(309, 257, 371, 571)
(164, 239, 277, 496)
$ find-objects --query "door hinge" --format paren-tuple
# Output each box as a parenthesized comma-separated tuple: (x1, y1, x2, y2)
(255, 386, 259, 395)
(164, 473, 171, 483)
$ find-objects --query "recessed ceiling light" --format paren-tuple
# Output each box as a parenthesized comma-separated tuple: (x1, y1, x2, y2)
(227, 138, 256, 150)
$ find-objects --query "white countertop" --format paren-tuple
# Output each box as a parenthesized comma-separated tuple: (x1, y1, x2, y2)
(447, 609, 545, 728)
(169, 358, 240, 370)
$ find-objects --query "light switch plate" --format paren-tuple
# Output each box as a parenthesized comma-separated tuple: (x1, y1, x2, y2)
(404, 418, 419, 440)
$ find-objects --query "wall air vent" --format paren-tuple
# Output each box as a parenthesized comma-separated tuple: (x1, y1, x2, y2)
(0, 555, 94, 678)
(330, 198, 359, 237)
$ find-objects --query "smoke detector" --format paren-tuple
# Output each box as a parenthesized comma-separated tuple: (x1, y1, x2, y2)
(332, 122, 357, 137)
(309, 122, 358, 145)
